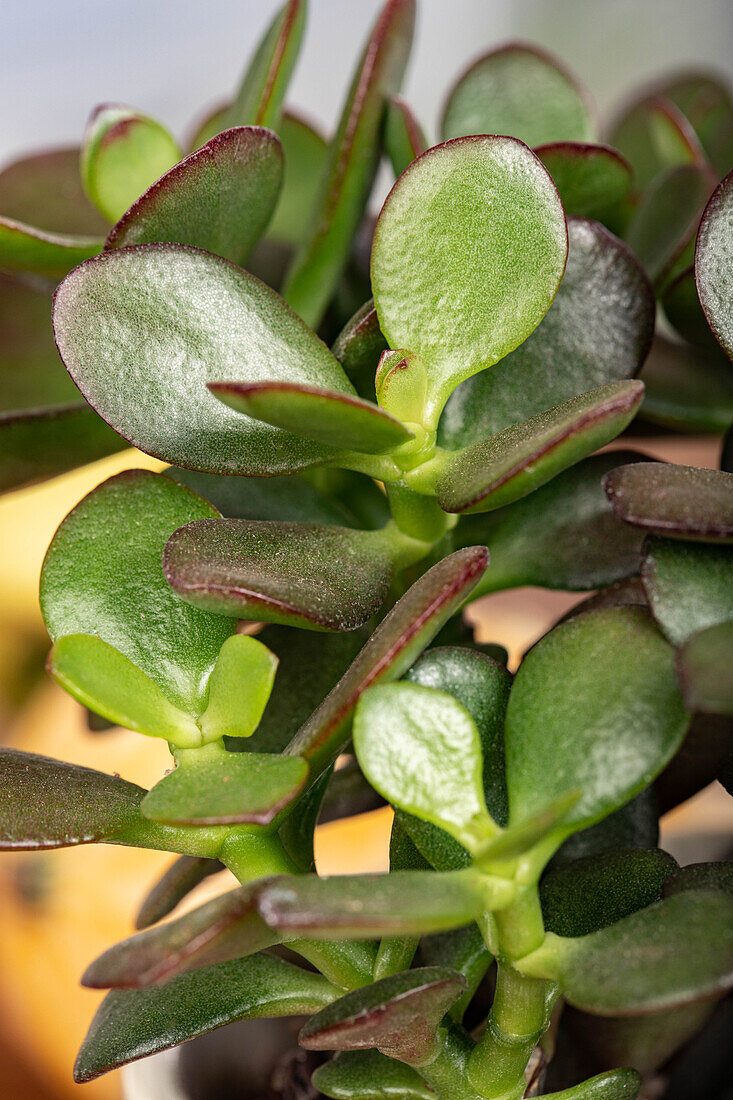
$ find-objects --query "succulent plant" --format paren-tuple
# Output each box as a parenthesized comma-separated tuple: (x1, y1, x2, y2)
(1, 2, 732, 1097)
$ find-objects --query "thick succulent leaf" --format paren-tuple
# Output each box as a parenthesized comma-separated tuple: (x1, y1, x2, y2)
(305, 468, 392, 530)
(535, 142, 632, 219)
(209, 380, 412, 452)
(637, 334, 733, 433)
(283, 0, 416, 327)
(0, 748, 144, 850)
(354, 682, 495, 853)
(641, 536, 733, 645)
(371, 135, 567, 419)
(225, 0, 306, 130)
(604, 463, 733, 541)
(624, 163, 714, 287)
(663, 861, 733, 899)
(81, 104, 182, 222)
(136, 855, 225, 929)
(550, 789, 659, 871)
(439, 219, 654, 448)
(332, 299, 389, 400)
(0, 218, 102, 278)
(283, 547, 489, 777)
(256, 870, 490, 938)
(85, 883, 278, 988)
(695, 169, 733, 361)
(318, 758, 385, 825)
(655, 711, 733, 813)
(198, 634, 278, 741)
(279, 766, 332, 872)
(505, 607, 689, 832)
(608, 95, 705, 194)
(312, 1049, 433, 1100)
(0, 146, 108, 235)
(441, 43, 595, 146)
(420, 925, 491, 1021)
(140, 749, 308, 825)
(456, 452, 649, 595)
(662, 265, 726, 354)
(74, 954, 337, 1082)
(267, 112, 327, 247)
(540, 890, 733, 1015)
(52, 244, 356, 475)
(437, 381, 643, 514)
(164, 519, 397, 630)
(541, 1072, 642, 1100)
(385, 95, 427, 176)
(676, 620, 733, 715)
(40, 470, 234, 715)
(658, 73, 733, 177)
(105, 127, 283, 265)
(540, 848, 677, 938)
(299, 967, 466, 1063)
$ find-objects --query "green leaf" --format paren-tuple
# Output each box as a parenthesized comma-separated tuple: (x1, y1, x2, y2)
(0, 146, 108, 235)
(657, 73, 733, 177)
(437, 381, 643, 514)
(163, 519, 397, 630)
(662, 264, 727, 355)
(535, 142, 632, 220)
(332, 298, 389, 400)
(375, 350, 428, 424)
(224, 0, 306, 130)
(438, 218, 653, 447)
(540, 848, 676, 938)
(209, 380, 412, 452)
(663, 861, 733, 899)
(40, 470, 234, 716)
(74, 954, 337, 1082)
(385, 95, 426, 176)
(604, 463, 733, 541)
(541, 1071, 642, 1100)
(641, 536, 733, 645)
(48, 634, 201, 745)
(550, 789, 659, 871)
(105, 127, 283, 266)
(456, 452, 649, 595)
(420, 925, 491, 1022)
(81, 104, 182, 222)
(299, 967, 466, 1063)
(84, 883, 278, 988)
(505, 607, 689, 833)
(0, 218, 102, 279)
(279, 766, 332, 872)
(676, 620, 733, 715)
(637, 334, 733, 433)
(371, 135, 567, 420)
(657, 711, 733, 814)
(135, 855, 224, 929)
(695, 169, 733, 361)
(52, 244, 356, 475)
(267, 112, 328, 247)
(283, 0, 416, 327)
(312, 1049, 433, 1100)
(141, 746, 308, 825)
(609, 95, 705, 194)
(441, 43, 595, 147)
(278, 546, 489, 778)
(197, 634, 278, 741)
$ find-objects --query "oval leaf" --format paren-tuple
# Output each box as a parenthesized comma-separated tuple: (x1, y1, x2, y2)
(0, 146, 108, 235)
(135, 855, 224, 929)
(604, 463, 733, 541)
(535, 142, 632, 220)
(385, 95, 427, 176)
(637, 334, 733, 433)
(312, 1050, 433, 1100)
(609, 95, 705, 194)
(332, 298, 389, 399)
(197, 634, 279, 741)
(0, 218, 101, 278)
(676, 620, 733, 715)
(695, 169, 733, 361)
(641, 535, 733, 645)
(224, 0, 306, 130)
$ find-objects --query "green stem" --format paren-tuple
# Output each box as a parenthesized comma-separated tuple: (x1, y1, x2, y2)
(373, 934, 419, 980)
(220, 828, 298, 881)
(386, 482, 457, 542)
(418, 1027, 486, 1100)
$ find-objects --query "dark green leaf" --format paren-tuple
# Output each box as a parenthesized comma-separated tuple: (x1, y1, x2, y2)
(676, 620, 733, 715)
(549, 789, 659, 871)
(663, 861, 733, 898)
(604, 462, 733, 541)
(224, 0, 306, 130)
(441, 43, 595, 146)
(0, 218, 102, 279)
(396, 810, 470, 872)
(656, 712, 733, 813)
(657, 72, 733, 177)
(0, 146, 108, 235)
(135, 855, 224, 929)
(637, 334, 733, 433)
(299, 967, 466, 1063)
(312, 1049, 433, 1099)
(279, 766, 332, 872)
(385, 95, 426, 176)
(267, 112, 328, 247)
(541, 1071, 641, 1100)
(283, 0, 416, 327)
(641, 536, 733, 644)
(332, 298, 389, 400)
(535, 142, 632, 220)
(197, 634, 279, 741)
(53, 244, 356, 475)
(695, 169, 733, 361)
(662, 265, 727, 354)
(420, 925, 491, 1022)
(74, 954, 337, 1081)
(609, 95, 705, 194)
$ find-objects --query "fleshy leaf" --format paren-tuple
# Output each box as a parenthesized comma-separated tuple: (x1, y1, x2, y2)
(267, 113, 328, 247)
(637, 335, 733, 433)
(354, 682, 495, 854)
(299, 967, 466, 1063)
(136, 855, 224, 929)
(604, 463, 733, 541)
(439, 218, 653, 448)
(198, 634, 278, 741)
(40, 470, 234, 716)
(535, 142, 632, 219)
(312, 1049, 433, 1100)
(550, 789, 659, 871)
(74, 954, 337, 1082)
(657, 73, 733, 177)
(676, 621, 733, 715)
(656, 711, 733, 814)
(283, 547, 489, 778)
(140, 747, 308, 825)
(541, 1072, 642, 1100)
(224, 0, 306, 130)
(209, 380, 412, 452)
(283, 0, 416, 327)
(164, 519, 397, 630)
(0, 219, 102, 278)
(504, 607, 689, 833)
(641, 536, 733, 645)
(332, 299, 389, 400)
(456, 452, 649, 595)
(695, 169, 733, 361)
(0, 146, 108, 235)
(441, 43, 595, 147)
(52, 244, 356, 475)
(105, 127, 283, 265)
(437, 381, 643, 514)
(609, 95, 705, 194)
(662, 265, 727, 355)
(385, 95, 427, 176)
(371, 135, 567, 419)
(663, 861, 733, 899)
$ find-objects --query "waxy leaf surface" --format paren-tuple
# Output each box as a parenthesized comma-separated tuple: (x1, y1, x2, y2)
(638, 335, 733, 433)
(663, 861, 733, 899)
(106, 127, 283, 265)
(658, 72, 733, 177)
(197, 634, 278, 741)
(136, 855, 224, 929)
(53, 244, 356, 474)
(695, 169, 733, 360)
(604, 463, 733, 541)
(535, 142, 632, 219)
(505, 607, 689, 831)
(642, 536, 733, 645)
(542, 1072, 641, 1100)
(371, 135, 567, 417)
(609, 95, 705, 194)
(676, 621, 733, 715)
(662, 265, 726, 354)
(0, 219, 101, 278)
(312, 1050, 433, 1100)
(332, 299, 389, 400)
(267, 112, 327, 246)
(442, 43, 595, 147)
(224, 0, 306, 130)
(385, 95, 426, 176)
(0, 146, 108, 235)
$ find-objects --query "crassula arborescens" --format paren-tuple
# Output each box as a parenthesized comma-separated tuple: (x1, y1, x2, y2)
(1, 2, 733, 1098)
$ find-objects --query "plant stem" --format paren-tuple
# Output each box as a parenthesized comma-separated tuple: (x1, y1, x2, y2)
(417, 1027, 486, 1100)
(386, 482, 457, 542)
(220, 828, 298, 882)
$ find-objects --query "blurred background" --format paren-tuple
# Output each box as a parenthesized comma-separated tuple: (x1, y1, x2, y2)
(1, 1, 732, 1097)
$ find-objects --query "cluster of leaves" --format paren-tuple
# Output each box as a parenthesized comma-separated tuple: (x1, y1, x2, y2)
(1, 2, 733, 1098)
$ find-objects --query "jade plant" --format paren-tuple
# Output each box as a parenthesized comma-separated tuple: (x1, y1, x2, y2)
(1, 1, 733, 1097)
